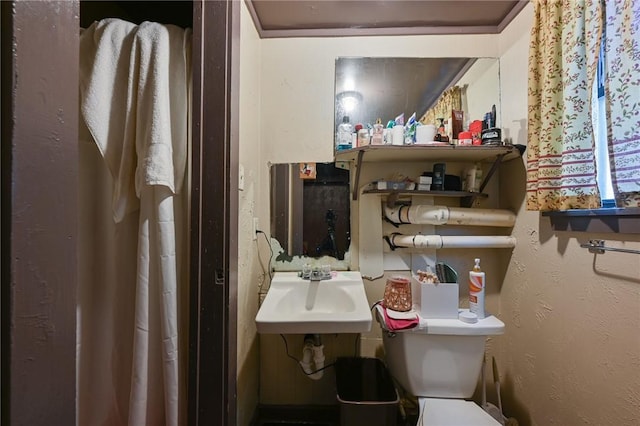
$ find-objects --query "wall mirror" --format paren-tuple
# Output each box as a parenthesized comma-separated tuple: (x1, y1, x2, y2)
(334, 57, 501, 144)
(270, 162, 351, 271)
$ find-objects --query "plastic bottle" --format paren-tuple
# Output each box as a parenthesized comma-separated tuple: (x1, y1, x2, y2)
(469, 258, 485, 319)
(371, 118, 384, 145)
(463, 164, 476, 192)
(464, 162, 484, 192)
(474, 163, 483, 192)
(337, 116, 353, 151)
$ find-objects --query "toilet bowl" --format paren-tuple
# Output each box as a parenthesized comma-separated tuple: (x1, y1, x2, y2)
(418, 398, 500, 425)
(380, 310, 505, 425)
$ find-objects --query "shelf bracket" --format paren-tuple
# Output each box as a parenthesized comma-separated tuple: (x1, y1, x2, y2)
(479, 153, 506, 193)
(460, 153, 506, 208)
(352, 149, 365, 201)
(385, 192, 401, 208)
(460, 194, 479, 208)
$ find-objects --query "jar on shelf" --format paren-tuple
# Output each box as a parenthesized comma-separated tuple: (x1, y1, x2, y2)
(383, 276, 412, 312)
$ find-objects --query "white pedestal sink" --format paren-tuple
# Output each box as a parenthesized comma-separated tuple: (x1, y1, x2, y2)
(255, 271, 372, 334)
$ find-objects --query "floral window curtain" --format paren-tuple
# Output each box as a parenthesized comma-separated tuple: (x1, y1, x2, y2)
(526, 0, 603, 211)
(604, 1, 640, 208)
(419, 86, 462, 126)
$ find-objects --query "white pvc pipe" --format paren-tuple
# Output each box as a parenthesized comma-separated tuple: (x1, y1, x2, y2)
(384, 204, 516, 227)
(299, 342, 324, 380)
(388, 234, 517, 249)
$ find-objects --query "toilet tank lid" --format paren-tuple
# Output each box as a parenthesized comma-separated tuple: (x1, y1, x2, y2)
(410, 310, 505, 336)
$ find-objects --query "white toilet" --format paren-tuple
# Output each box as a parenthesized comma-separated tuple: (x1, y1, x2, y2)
(381, 312, 505, 425)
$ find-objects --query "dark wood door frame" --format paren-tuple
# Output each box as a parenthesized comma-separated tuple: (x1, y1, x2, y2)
(2, 0, 238, 424)
(1, 1, 79, 424)
(188, 1, 239, 425)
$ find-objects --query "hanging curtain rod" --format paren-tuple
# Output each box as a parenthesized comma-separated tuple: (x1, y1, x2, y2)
(580, 239, 640, 255)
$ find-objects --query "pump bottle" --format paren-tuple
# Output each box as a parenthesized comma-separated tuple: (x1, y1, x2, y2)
(469, 258, 485, 319)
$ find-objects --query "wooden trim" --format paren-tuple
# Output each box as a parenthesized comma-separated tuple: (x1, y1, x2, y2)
(271, 164, 291, 253)
(245, 0, 527, 40)
(252, 404, 340, 425)
(257, 25, 501, 39)
(1, 4, 13, 422)
(188, 1, 203, 423)
(2, 1, 79, 423)
(496, 0, 529, 33)
(189, 0, 239, 424)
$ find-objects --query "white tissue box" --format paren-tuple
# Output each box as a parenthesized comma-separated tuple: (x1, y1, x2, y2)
(413, 279, 459, 319)
(376, 181, 415, 191)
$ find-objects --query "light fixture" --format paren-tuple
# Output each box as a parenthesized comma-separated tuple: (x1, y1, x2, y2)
(337, 90, 363, 114)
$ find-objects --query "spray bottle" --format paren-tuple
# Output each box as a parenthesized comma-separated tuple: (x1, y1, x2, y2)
(469, 258, 485, 319)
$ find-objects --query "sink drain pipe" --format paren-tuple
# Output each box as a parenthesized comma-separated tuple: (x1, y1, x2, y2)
(300, 334, 325, 380)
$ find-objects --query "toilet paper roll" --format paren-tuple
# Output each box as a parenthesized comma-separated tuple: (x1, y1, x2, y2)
(391, 125, 404, 145)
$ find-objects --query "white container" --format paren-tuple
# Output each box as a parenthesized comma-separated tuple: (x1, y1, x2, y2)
(469, 258, 485, 319)
(391, 125, 404, 145)
(357, 128, 370, 147)
(420, 282, 459, 319)
(416, 124, 437, 144)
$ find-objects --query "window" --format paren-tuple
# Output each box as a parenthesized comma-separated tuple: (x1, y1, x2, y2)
(592, 37, 616, 208)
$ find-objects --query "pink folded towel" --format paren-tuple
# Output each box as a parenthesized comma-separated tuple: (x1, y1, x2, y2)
(375, 303, 419, 331)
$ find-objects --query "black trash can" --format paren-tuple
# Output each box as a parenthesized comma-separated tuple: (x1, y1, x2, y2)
(335, 357, 399, 426)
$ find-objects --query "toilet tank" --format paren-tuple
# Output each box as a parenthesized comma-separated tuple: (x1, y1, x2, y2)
(382, 314, 504, 398)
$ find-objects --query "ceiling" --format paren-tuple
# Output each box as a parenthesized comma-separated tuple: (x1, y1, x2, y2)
(246, 0, 528, 38)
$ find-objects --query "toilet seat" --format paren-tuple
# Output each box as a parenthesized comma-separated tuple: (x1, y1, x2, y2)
(417, 398, 501, 426)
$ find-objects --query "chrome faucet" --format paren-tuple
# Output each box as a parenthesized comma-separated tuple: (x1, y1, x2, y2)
(299, 265, 332, 281)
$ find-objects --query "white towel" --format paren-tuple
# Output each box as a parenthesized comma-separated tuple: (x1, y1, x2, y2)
(80, 19, 191, 222)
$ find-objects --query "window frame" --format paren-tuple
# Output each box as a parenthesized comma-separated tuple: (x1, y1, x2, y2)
(542, 208, 640, 234)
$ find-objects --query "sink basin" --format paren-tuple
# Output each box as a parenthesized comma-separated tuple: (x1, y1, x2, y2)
(255, 271, 372, 334)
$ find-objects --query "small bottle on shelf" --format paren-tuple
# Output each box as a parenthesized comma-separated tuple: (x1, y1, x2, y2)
(336, 116, 353, 151)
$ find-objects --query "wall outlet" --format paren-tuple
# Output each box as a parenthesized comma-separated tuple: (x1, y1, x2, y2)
(252, 217, 259, 240)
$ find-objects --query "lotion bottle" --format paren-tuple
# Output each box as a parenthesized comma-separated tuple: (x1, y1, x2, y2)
(469, 258, 485, 319)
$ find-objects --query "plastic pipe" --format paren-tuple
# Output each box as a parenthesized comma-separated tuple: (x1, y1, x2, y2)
(388, 234, 517, 249)
(384, 204, 516, 227)
(299, 341, 324, 380)
(311, 344, 325, 380)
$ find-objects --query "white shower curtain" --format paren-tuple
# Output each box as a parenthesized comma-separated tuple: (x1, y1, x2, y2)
(78, 19, 191, 426)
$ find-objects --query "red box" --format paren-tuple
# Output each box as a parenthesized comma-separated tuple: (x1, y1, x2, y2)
(469, 120, 484, 145)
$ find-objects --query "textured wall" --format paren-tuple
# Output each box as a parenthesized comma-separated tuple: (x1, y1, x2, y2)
(498, 5, 640, 425)
(237, 3, 265, 425)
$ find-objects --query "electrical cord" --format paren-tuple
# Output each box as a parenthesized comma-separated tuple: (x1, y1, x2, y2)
(279, 334, 335, 376)
(258, 230, 273, 281)
(255, 230, 273, 292)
